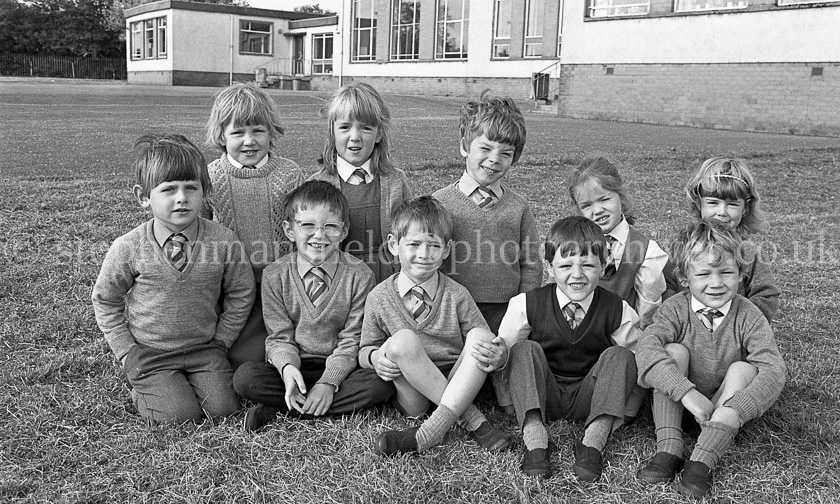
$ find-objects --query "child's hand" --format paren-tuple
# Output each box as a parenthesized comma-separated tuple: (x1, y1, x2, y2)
(681, 389, 714, 424)
(371, 348, 401, 382)
(472, 336, 507, 373)
(302, 383, 335, 416)
(281, 365, 307, 414)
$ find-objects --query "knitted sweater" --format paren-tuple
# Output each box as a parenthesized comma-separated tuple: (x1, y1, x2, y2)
(92, 218, 256, 361)
(204, 152, 305, 281)
(359, 273, 490, 368)
(432, 183, 543, 303)
(308, 167, 412, 247)
(262, 251, 375, 389)
(663, 237, 779, 322)
(636, 291, 786, 424)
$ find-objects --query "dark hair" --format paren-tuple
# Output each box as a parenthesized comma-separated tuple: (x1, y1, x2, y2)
(460, 89, 527, 164)
(133, 133, 210, 198)
(544, 215, 608, 265)
(567, 156, 635, 225)
(283, 180, 350, 223)
(319, 82, 394, 176)
(670, 219, 749, 283)
(391, 196, 453, 243)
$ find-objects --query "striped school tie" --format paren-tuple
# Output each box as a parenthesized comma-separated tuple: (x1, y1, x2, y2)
(563, 302, 584, 329)
(304, 267, 329, 306)
(471, 186, 495, 209)
(697, 307, 723, 332)
(352, 168, 368, 185)
(410, 286, 431, 322)
(603, 235, 617, 279)
(165, 233, 188, 272)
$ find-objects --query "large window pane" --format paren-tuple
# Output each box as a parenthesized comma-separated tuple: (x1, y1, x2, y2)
(352, 0, 377, 61)
(240, 20, 272, 55)
(493, 0, 511, 58)
(436, 0, 469, 59)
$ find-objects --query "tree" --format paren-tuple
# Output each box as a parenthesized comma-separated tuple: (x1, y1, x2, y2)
(294, 4, 335, 15)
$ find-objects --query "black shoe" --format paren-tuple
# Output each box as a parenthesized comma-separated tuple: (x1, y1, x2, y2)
(468, 421, 513, 453)
(677, 460, 713, 498)
(637, 452, 685, 484)
(521, 447, 553, 479)
(375, 427, 419, 456)
(573, 440, 603, 483)
(243, 405, 279, 432)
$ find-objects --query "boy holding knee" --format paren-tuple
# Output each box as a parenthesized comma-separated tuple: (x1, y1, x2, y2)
(233, 180, 394, 430)
(636, 219, 786, 499)
(360, 196, 512, 455)
(92, 133, 255, 426)
(497, 216, 642, 480)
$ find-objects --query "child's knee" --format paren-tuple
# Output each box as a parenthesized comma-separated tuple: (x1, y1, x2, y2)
(383, 329, 425, 361)
(465, 327, 494, 346)
(665, 343, 689, 374)
(726, 361, 758, 385)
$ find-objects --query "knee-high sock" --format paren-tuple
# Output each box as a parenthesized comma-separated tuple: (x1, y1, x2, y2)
(653, 390, 684, 457)
(416, 404, 458, 452)
(522, 409, 549, 451)
(582, 414, 613, 452)
(690, 421, 738, 470)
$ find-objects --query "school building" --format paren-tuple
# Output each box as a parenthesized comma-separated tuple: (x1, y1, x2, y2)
(125, 0, 840, 135)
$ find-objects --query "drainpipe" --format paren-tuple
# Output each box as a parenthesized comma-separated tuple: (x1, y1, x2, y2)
(230, 14, 234, 85)
(338, 2, 345, 87)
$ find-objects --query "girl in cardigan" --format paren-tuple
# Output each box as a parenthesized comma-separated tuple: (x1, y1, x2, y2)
(308, 82, 412, 284)
(204, 82, 305, 369)
(567, 157, 668, 330)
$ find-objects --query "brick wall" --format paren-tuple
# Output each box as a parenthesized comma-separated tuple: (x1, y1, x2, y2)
(557, 62, 840, 136)
(341, 75, 534, 99)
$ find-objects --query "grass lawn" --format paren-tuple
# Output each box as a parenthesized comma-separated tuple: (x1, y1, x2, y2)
(1, 79, 839, 503)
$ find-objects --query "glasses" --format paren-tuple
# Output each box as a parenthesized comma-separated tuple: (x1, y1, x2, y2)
(294, 220, 345, 237)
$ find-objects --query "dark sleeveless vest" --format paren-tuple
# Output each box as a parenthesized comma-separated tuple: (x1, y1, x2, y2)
(525, 285, 624, 379)
(599, 227, 649, 308)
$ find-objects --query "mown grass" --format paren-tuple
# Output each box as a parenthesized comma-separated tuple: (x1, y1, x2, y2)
(1, 80, 838, 503)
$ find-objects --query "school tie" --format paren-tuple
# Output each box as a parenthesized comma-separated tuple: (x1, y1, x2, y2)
(409, 285, 431, 322)
(603, 235, 617, 279)
(165, 233, 188, 272)
(697, 307, 723, 332)
(352, 168, 368, 185)
(563, 302, 584, 329)
(471, 186, 496, 209)
(304, 267, 329, 306)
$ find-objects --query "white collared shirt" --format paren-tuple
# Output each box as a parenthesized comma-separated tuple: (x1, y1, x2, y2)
(337, 156, 373, 184)
(396, 271, 440, 315)
(227, 152, 269, 169)
(295, 251, 339, 281)
(457, 170, 504, 200)
(690, 296, 732, 332)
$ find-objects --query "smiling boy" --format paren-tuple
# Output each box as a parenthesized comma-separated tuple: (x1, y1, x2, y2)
(232, 180, 394, 431)
(92, 133, 255, 426)
(432, 91, 542, 334)
(360, 196, 512, 455)
(496, 216, 642, 480)
(635, 220, 786, 498)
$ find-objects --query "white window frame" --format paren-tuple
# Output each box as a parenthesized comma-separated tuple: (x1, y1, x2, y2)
(557, 0, 564, 56)
(492, 0, 511, 59)
(312, 33, 334, 74)
(435, 0, 469, 60)
(777, 0, 835, 4)
(239, 20, 273, 55)
(524, 0, 543, 58)
(589, 0, 650, 17)
(675, 0, 747, 11)
(390, 0, 421, 61)
(130, 17, 166, 60)
(352, 0, 377, 61)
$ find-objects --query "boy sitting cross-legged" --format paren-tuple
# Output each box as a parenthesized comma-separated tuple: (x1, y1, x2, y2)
(360, 196, 512, 455)
(233, 180, 394, 430)
(92, 133, 255, 426)
(635, 220, 786, 499)
(497, 216, 643, 480)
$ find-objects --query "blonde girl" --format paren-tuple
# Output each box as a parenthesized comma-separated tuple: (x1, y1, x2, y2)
(309, 82, 412, 284)
(204, 82, 305, 369)
(683, 157, 779, 321)
(567, 157, 668, 329)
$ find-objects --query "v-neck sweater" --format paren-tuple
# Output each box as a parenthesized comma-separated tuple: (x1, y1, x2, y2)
(636, 291, 786, 423)
(92, 218, 256, 361)
(359, 273, 489, 368)
(432, 183, 542, 303)
(262, 251, 375, 389)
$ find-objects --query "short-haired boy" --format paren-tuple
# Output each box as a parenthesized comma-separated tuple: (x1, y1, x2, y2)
(233, 180, 394, 430)
(431, 91, 542, 334)
(360, 196, 512, 455)
(497, 216, 642, 480)
(92, 133, 255, 426)
(635, 220, 786, 498)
